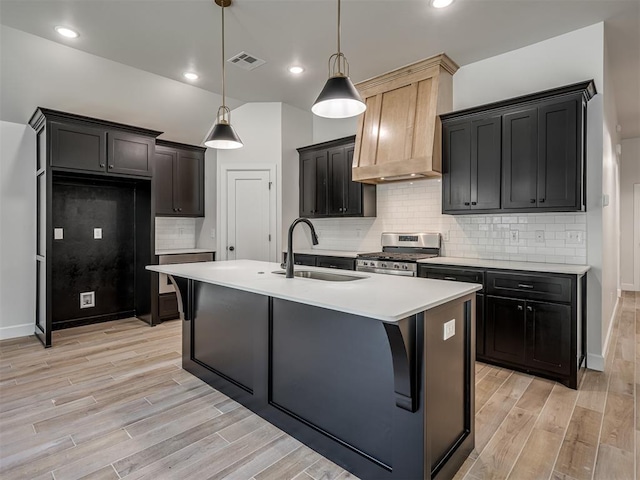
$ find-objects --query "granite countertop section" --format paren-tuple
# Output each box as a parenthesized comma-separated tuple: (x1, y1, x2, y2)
(146, 260, 481, 323)
(284, 249, 369, 258)
(156, 248, 216, 256)
(418, 256, 590, 275)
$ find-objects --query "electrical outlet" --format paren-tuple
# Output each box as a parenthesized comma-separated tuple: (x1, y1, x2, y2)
(80, 291, 95, 309)
(93, 228, 102, 239)
(54, 228, 64, 240)
(443, 319, 456, 341)
(535, 230, 544, 243)
(566, 231, 584, 244)
(443, 230, 450, 242)
(210, 228, 216, 239)
(356, 229, 362, 238)
(510, 230, 519, 242)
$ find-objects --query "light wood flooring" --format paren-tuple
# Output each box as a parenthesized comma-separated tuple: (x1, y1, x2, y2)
(0, 291, 637, 480)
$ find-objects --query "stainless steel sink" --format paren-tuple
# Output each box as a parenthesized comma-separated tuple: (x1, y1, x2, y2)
(272, 270, 365, 282)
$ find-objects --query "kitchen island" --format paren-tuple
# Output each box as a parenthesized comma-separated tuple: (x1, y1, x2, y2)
(146, 260, 481, 480)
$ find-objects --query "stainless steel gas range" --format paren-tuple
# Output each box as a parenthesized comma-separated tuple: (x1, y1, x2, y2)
(355, 232, 441, 277)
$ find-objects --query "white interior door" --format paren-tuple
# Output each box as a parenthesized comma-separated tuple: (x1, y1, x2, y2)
(225, 170, 274, 262)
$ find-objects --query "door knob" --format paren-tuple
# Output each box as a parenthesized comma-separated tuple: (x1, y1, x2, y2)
(228, 246, 235, 251)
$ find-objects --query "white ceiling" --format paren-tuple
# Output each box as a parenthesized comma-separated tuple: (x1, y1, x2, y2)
(1, 0, 639, 138)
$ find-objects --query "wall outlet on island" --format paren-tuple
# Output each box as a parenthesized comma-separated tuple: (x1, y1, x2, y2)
(80, 291, 95, 309)
(443, 319, 455, 341)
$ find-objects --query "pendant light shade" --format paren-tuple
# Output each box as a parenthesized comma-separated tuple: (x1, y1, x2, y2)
(312, 0, 366, 119)
(206, 0, 243, 149)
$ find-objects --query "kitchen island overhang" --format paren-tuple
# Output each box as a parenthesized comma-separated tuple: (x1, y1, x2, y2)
(147, 260, 481, 480)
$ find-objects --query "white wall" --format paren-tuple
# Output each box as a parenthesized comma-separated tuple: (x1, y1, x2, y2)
(620, 137, 640, 289)
(282, 104, 313, 254)
(312, 116, 358, 144)
(196, 149, 218, 250)
(0, 121, 36, 339)
(600, 33, 622, 362)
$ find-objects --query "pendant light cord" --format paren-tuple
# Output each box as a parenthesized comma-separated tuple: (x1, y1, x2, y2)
(337, 0, 341, 55)
(221, 1, 226, 109)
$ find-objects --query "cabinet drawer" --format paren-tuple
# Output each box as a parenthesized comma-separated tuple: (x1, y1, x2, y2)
(421, 266, 484, 291)
(283, 253, 317, 266)
(158, 293, 179, 319)
(316, 256, 355, 271)
(486, 271, 572, 303)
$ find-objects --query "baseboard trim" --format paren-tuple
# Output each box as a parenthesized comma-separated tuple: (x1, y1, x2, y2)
(587, 353, 605, 371)
(589, 295, 622, 372)
(0, 323, 35, 340)
(621, 283, 638, 291)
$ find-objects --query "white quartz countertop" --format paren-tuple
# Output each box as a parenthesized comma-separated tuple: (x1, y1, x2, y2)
(418, 257, 590, 275)
(283, 249, 367, 258)
(146, 260, 481, 323)
(156, 248, 216, 256)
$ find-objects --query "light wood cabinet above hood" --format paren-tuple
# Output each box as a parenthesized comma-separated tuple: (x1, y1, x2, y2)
(352, 53, 459, 184)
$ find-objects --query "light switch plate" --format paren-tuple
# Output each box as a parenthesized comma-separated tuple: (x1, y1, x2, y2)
(54, 228, 64, 240)
(535, 230, 545, 243)
(443, 319, 455, 341)
(510, 230, 519, 242)
(93, 228, 102, 239)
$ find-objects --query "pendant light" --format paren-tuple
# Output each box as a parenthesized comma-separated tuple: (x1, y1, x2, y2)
(312, 0, 366, 119)
(204, 0, 243, 149)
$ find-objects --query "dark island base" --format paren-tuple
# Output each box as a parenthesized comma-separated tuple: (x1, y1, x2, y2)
(173, 278, 476, 480)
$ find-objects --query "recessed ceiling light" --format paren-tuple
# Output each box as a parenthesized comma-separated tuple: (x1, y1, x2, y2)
(54, 26, 79, 38)
(289, 66, 305, 74)
(431, 0, 453, 8)
(183, 72, 199, 81)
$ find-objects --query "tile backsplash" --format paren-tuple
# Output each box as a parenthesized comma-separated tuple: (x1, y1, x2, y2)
(155, 217, 197, 250)
(309, 179, 587, 265)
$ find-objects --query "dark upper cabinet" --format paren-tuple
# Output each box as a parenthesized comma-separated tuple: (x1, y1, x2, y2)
(109, 131, 154, 176)
(502, 107, 538, 209)
(537, 99, 579, 209)
(443, 116, 501, 213)
(154, 140, 205, 217)
(300, 150, 328, 217)
(48, 117, 159, 178)
(441, 80, 594, 214)
(298, 136, 375, 218)
(50, 121, 106, 173)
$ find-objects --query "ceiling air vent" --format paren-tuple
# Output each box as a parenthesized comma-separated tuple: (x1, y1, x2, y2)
(227, 51, 266, 71)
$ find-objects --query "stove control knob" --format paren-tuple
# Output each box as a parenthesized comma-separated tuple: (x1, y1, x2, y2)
(402, 265, 408, 270)
(394, 264, 399, 269)
(381, 263, 387, 268)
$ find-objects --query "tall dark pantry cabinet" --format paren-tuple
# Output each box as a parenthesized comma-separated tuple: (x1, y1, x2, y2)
(30, 108, 162, 347)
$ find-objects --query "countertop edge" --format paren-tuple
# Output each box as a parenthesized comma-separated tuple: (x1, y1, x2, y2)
(418, 257, 590, 275)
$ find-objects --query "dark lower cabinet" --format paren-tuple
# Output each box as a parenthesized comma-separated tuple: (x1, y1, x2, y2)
(282, 253, 355, 270)
(421, 263, 585, 389)
(158, 293, 179, 321)
(485, 296, 526, 365)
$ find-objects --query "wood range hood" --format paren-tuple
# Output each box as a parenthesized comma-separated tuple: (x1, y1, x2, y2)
(352, 53, 459, 184)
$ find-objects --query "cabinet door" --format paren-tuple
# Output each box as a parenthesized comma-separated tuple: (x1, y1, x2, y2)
(316, 256, 355, 271)
(300, 152, 328, 217)
(471, 116, 501, 210)
(442, 121, 471, 212)
(108, 131, 154, 177)
(485, 296, 526, 364)
(50, 121, 106, 172)
(502, 107, 538, 209)
(328, 146, 347, 216)
(537, 99, 578, 209)
(174, 150, 204, 216)
(343, 146, 363, 216)
(525, 300, 571, 375)
(154, 146, 176, 215)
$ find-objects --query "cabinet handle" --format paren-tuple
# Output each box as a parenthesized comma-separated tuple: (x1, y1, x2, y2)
(108, 165, 114, 169)
(444, 276, 457, 281)
(518, 284, 534, 289)
(539, 198, 545, 203)
(464, 202, 470, 206)
(527, 306, 533, 312)
(471, 202, 477, 206)
(517, 305, 523, 311)
(100, 163, 105, 168)
(178, 208, 182, 212)
(530, 199, 536, 203)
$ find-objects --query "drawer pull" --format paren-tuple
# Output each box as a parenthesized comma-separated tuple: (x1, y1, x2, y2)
(518, 284, 534, 289)
(527, 306, 533, 312)
(517, 305, 523, 311)
(444, 276, 457, 281)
